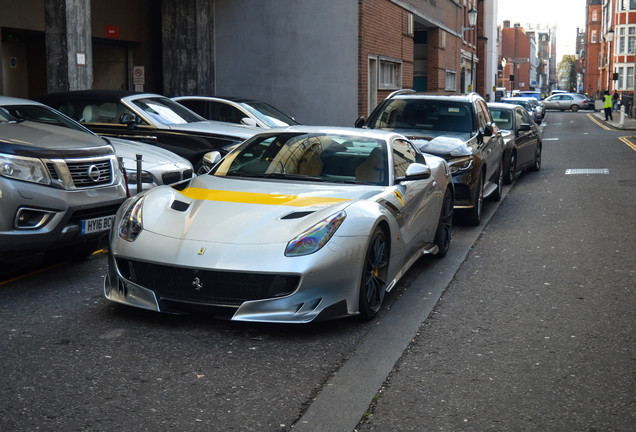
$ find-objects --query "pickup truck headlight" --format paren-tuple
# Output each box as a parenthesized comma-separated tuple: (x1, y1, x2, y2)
(0, 154, 50, 185)
(448, 157, 474, 174)
(285, 210, 346, 257)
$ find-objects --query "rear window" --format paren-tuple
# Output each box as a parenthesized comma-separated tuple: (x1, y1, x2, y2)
(369, 99, 473, 133)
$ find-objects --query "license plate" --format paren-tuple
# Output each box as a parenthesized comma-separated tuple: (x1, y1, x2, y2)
(81, 215, 115, 235)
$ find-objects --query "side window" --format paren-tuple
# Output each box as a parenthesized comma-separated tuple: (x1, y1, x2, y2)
(209, 102, 245, 124)
(515, 109, 525, 128)
(520, 109, 533, 124)
(178, 99, 207, 118)
(392, 139, 419, 178)
(475, 101, 488, 131)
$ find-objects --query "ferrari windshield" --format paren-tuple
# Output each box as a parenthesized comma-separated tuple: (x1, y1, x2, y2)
(213, 132, 389, 185)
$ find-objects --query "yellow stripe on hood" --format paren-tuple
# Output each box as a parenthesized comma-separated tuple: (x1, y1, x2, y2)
(178, 187, 351, 207)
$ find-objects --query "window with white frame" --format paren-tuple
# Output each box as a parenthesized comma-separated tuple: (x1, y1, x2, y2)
(445, 70, 457, 91)
(591, 30, 597, 43)
(378, 58, 402, 90)
(628, 66, 634, 89)
(618, 68, 624, 88)
(615, 65, 636, 90)
(618, 0, 636, 10)
(592, 10, 598, 22)
(616, 26, 636, 54)
(617, 27, 626, 53)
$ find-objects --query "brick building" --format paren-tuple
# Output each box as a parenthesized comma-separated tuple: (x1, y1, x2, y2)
(584, 0, 602, 98)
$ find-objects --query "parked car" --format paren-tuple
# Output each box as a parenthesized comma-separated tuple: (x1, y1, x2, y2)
(104, 127, 454, 323)
(0, 107, 127, 260)
(0, 96, 193, 195)
(502, 97, 544, 124)
(36, 90, 261, 171)
(172, 96, 300, 128)
(355, 91, 503, 225)
(488, 102, 542, 184)
(516, 90, 542, 101)
(542, 93, 593, 111)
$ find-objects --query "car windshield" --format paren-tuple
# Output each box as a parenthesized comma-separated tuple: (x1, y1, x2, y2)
(0, 107, 14, 123)
(213, 132, 389, 185)
(369, 99, 473, 133)
(1, 104, 90, 132)
(489, 108, 513, 130)
(131, 97, 204, 125)
(242, 102, 299, 127)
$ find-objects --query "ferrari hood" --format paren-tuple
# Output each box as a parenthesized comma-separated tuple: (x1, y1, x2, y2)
(139, 175, 382, 245)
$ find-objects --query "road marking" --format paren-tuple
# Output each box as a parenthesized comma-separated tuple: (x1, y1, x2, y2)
(0, 262, 67, 286)
(565, 169, 609, 175)
(587, 113, 612, 130)
(619, 136, 636, 152)
(543, 138, 559, 141)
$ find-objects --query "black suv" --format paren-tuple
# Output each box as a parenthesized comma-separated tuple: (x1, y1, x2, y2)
(356, 91, 504, 225)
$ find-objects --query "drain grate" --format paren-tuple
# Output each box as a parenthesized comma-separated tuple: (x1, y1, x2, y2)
(565, 169, 609, 175)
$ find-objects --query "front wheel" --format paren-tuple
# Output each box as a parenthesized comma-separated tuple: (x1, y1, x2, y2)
(433, 188, 454, 258)
(358, 227, 389, 320)
(530, 142, 542, 172)
(571, 104, 580, 112)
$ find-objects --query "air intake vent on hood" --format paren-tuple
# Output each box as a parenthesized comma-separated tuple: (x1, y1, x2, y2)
(281, 211, 315, 220)
(171, 200, 190, 212)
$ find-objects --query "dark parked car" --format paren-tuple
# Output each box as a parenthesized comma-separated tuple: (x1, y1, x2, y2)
(172, 96, 300, 128)
(356, 91, 504, 225)
(488, 102, 542, 184)
(0, 106, 127, 260)
(36, 90, 260, 171)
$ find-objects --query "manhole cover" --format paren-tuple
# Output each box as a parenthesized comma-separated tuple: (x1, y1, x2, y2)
(565, 169, 609, 175)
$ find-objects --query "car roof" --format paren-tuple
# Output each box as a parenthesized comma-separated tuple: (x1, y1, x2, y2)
(487, 102, 519, 110)
(36, 90, 171, 104)
(173, 95, 261, 104)
(0, 96, 44, 106)
(388, 90, 482, 103)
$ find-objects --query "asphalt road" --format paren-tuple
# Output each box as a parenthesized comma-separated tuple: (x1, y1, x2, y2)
(1, 110, 634, 431)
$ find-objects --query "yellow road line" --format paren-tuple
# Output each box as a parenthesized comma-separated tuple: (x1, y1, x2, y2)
(619, 136, 636, 152)
(0, 262, 67, 286)
(587, 113, 612, 130)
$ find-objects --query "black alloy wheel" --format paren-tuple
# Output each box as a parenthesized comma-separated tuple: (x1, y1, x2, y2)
(488, 160, 504, 202)
(504, 150, 516, 185)
(463, 172, 484, 226)
(358, 227, 389, 320)
(571, 104, 580, 112)
(530, 142, 542, 172)
(433, 188, 454, 258)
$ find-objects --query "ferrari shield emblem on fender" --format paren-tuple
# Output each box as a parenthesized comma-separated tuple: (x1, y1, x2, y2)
(197, 247, 206, 255)
(392, 190, 405, 206)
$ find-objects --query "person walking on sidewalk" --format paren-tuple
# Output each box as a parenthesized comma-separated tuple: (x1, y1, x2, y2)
(604, 91, 613, 121)
(612, 90, 620, 111)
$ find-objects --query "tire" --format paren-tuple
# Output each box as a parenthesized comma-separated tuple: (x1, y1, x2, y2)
(488, 160, 504, 202)
(571, 104, 579, 112)
(503, 150, 516, 185)
(530, 141, 542, 172)
(463, 172, 484, 226)
(433, 188, 454, 258)
(358, 227, 389, 320)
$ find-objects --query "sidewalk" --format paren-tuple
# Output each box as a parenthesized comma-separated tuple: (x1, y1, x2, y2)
(592, 108, 636, 130)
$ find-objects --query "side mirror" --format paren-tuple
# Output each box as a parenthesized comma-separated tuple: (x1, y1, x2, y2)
(483, 123, 494, 137)
(399, 163, 431, 182)
(354, 116, 366, 128)
(519, 123, 531, 132)
(119, 113, 137, 130)
(198, 151, 222, 175)
(240, 117, 259, 127)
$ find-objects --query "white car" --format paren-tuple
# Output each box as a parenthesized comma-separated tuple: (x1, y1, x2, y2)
(0, 96, 193, 195)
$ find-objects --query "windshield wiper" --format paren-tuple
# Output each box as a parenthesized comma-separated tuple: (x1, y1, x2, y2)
(227, 172, 330, 182)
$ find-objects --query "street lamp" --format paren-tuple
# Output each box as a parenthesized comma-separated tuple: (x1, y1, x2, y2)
(462, 7, 478, 92)
(606, 28, 614, 91)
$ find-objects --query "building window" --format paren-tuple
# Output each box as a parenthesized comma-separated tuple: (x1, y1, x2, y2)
(616, 26, 636, 54)
(617, 27, 626, 54)
(591, 30, 597, 43)
(378, 58, 402, 90)
(628, 66, 634, 89)
(592, 10, 598, 22)
(445, 70, 457, 91)
(619, 0, 636, 11)
(618, 68, 624, 89)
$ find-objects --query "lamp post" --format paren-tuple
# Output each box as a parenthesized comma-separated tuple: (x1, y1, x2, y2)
(606, 28, 614, 91)
(462, 7, 478, 92)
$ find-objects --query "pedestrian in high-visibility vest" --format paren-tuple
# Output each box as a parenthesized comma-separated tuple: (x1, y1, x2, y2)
(604, 91, 613, 121)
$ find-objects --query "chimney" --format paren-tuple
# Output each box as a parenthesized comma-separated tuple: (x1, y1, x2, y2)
(504, 20, 510, 28)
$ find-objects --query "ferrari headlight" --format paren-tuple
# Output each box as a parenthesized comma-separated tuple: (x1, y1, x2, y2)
(0, 154, 50, 185)
(285, 210, 346, 257)
(448, 156, 474, 174)
(118, 195, 144, 242)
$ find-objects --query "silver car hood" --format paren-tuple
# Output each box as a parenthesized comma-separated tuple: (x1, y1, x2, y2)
(168, 121, 260, 140)
(107, 137, 192, 171)
(140, 175, 382, 245)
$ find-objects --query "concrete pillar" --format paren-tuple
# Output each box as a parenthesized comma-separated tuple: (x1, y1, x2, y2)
(44, 0, 93, 92)
(161, 0, 214, 96)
